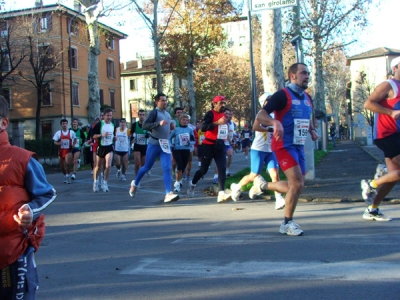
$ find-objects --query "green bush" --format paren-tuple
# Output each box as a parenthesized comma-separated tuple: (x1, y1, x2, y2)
(25, 139, 58, 158)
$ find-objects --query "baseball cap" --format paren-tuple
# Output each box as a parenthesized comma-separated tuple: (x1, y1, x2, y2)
(95, 115, 100, 120)
(212, 95, 226, 103)
(391, 56, 400, 70)
(259, 92, 272, 106)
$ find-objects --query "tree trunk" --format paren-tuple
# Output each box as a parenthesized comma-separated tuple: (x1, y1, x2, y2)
(153, 0, 163, 94)
(85, 14, 101, 124)
(187, 57, 196, 123)
(312, 40, 326, 114)
(261, 10, 284, 94)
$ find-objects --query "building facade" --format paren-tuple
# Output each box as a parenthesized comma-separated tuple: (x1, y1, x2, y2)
(0, 3, 126, 139)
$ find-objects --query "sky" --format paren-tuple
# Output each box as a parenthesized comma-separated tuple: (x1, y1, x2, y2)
(5, 0, 400, 62)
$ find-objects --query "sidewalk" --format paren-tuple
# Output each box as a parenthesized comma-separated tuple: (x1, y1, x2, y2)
(302, 140, 400, 202)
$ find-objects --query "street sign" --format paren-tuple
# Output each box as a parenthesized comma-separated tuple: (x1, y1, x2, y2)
(251, 0, 297, 12)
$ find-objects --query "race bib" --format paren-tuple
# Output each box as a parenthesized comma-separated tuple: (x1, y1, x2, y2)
(74, 137, 81, 148)
(244, 133, 250, 139)
(102, 130, 113, 145)
(136, 133, 146, 145)
(217, 124, 228, 140)
(159, 139, 171, 153)
(293, 119, 309, 145)
(199, 135, 205, 144)
(178, 133, 190, 146)
(60, 139, 70, 149)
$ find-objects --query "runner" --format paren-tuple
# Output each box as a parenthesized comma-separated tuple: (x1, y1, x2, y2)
(69, 118, 86, 180)
(169, 114, 196, 192)
(129, 93, 179, 203)
(52, 119, 76, 184)
(183, 115, 197, 183)
(114, 118, 130, 181)
(130, 109, 149, 179)
(230, 92, 285, 210)
(92, 108, 115, 192)
(241, 123, 252, 160)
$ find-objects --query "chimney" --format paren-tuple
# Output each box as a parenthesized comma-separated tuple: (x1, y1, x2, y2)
(73, 0, 82, 13)
(138, 57, 143, 69)
(35, 0, 43, 7)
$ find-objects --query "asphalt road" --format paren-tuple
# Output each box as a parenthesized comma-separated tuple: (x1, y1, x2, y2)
(35, 150, 400, 300)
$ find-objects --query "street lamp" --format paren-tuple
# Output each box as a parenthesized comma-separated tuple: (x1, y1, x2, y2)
(68, 5, 97, 121)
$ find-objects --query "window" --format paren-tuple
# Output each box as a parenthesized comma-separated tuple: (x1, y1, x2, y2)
(41, 83, 51, 106)
(2, 87, 11, 108)
(106, 58, 115, 79)
(72, 82, 79, 106)
(36, 13, 52, 33)
(110, 89, 115, 109)
(129, 79, 136, 90)
(41, 121, 53, 138)
(1, 52, 10, 72)
(38, 44, 53, 68)
(68, 47, 78, 69)
(105, 35, 114, 50)
(99, 89, 104, 106)
(152, 78, 157, 89)
(67, 17, 79, 36)
(0, 21, 8, 37)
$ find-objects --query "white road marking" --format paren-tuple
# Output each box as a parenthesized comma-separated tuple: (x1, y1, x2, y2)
(121, 258, 400, 281)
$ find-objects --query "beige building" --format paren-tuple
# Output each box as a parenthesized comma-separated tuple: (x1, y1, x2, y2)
(1, 3, 126, 139)
(347, 47, 400, 143)
(120, 58, 186, 125)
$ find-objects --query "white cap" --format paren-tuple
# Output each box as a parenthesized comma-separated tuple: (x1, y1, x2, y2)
(259, 92, 272, 107)
(390, 56, 400, 70)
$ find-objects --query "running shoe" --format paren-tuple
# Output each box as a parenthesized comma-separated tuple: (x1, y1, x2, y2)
(121, 174, 126, 181)
(164, 192, 179, 203)
(279, 221, 303, 236)
(67, 175, 71, 184)
(116, 169, 121, 178)
(102, 181, 109, 192)
(361, 179, 376, 205)
(173, 182, 181, 193)
(374, 164, 387, 179)
(217, 191, 232, 203)
(71, 173, 76, 180)
(182, 174, 187, 181)
(93, 181, 99, 193)
(249, 175, 266, 199)
(77, 159, 81, 169)
(212, 177, 218, 184)
(187, 184, 195, 198)
(230, 183, 242, 202)
(129, 180, 137, 197)
(275, 194, 286, 210)
(185, 175, 191, 183)
(63, 175, 67, 183)
(363, 208, 392, 221)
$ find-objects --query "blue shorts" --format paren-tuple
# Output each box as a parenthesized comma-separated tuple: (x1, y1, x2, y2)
(274, 145, 306, 174)
(225, 145, 233, 152)
(250, 149, 279, 174)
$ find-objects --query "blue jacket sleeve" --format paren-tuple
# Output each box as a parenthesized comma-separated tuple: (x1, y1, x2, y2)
(25, 158, 57, 220)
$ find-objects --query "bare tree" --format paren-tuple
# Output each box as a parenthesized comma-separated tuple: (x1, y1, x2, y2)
(353, 71, 374, 129)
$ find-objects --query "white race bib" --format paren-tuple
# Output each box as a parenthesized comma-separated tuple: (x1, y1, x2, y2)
(136, 134, 147, 145)
(244, 133, 250, 139)
(159, 139, 171, 153)
(178, 133, 190, 146)
(217, 124, 228, 140)
(61, 139, 70, 149)
(293, 119, 310, 145)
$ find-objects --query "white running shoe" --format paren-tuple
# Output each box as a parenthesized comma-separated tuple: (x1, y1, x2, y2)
(249, 175, 266, 199)
(71, 173, 76, 180)
(77, 159, 81, 169)
(187, 183, 195, 198)
(164, 192, 179, 203)
(102, 181, 109, 192)
(363, 208, 392, 221)
(93, 181, 99, 193)
(67, 174, 71, 184)
(275, 194, 286, 210)
(230, 183, 242, 202)
(129, 180, 137, 197)
(217, 191, 232, 203)
(116, 169, 121, 178)
(374, 164, 387, 179)
(173, 182, 181, 193)
(361, 179, 376, 205)
(279, 221, 303, 236)
(63, 175, 67, 183)
(121, 174, 126, 181)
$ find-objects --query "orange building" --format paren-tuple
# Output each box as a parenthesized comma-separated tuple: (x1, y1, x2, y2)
(0, 3, 127, 138)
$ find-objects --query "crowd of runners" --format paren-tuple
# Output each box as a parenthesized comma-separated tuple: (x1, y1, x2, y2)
(51, 61, 400, 236)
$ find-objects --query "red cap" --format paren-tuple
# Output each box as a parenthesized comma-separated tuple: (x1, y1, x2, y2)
(212, 95, 226, 103)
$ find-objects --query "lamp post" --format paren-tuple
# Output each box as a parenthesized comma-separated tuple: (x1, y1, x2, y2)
(246, 0, 258, 122)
